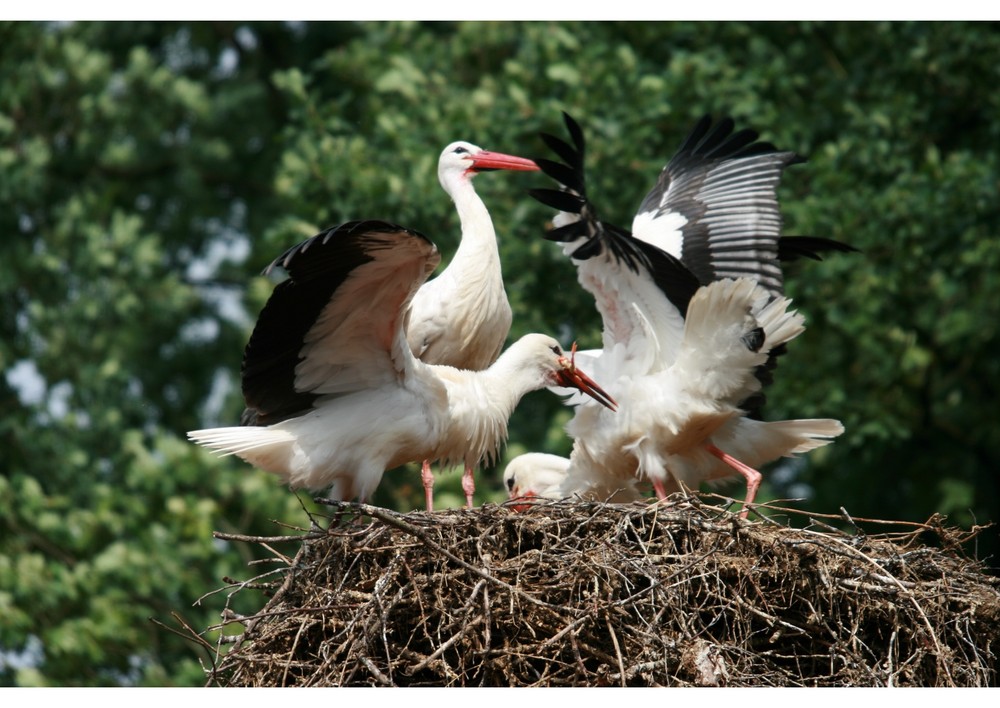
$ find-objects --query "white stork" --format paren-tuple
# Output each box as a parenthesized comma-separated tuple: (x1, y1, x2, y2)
(505, 275, 836, 516)
(187, 221, 615, 507)
(503, 452, 644, 511)
(406, 142, 539, 511)
(509, 113, 851, 517)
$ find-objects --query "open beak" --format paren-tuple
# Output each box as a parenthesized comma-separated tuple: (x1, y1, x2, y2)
(555, 343, 617, 411)
(470, 150, 540, 173)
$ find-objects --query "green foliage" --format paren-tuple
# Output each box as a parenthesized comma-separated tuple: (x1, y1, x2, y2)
(2, 20, 998, 685)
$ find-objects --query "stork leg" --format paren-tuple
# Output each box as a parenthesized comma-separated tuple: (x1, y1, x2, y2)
(651, 477, 671, 501)
(421, 460, 435, 512)
(461, 465, 476, 509)
(705, 443, 762, 519)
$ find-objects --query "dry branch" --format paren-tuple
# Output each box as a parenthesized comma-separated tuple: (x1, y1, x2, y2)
(190, 494, 1000, 687)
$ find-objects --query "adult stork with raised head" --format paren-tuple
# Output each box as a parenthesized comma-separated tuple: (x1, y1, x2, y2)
(407, 142, 539, 511)
(187, 221, 616, 508)
(505, 113, 850, 517)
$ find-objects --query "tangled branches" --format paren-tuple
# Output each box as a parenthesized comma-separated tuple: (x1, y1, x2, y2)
(191, 495, 1000, 686)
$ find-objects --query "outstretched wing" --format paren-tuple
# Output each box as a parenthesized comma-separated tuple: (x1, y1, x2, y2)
(632, 116, 859, 416)
(241, 220, 440, 426)
(530, 112, 701, 374)
(631, 115, 803, 297)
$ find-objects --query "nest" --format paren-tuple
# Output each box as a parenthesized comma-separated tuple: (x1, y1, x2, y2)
(190, 494, 1000, 687)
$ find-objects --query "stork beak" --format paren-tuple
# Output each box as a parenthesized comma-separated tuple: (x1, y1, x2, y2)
(555, 343, 617, 411)
(508, 490, 537, 513)
(470, 150, 540, 173)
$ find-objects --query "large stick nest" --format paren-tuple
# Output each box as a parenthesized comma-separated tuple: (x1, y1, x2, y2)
(190, 495, 1000, 687)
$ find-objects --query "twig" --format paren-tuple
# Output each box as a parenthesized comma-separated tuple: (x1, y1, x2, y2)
(606, 616, 626, 688)
(315, 498, 582, 616)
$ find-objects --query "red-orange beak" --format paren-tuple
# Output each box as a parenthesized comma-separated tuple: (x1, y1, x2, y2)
(555, 342, 617, 411)
(508, 490, 537, 513)
(470, 150, 540, 173)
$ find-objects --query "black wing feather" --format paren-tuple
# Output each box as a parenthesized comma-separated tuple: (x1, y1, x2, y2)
(777, 235, 861, 262)
(540, 132, 582, 171)
(241, 220, 431, 426)
(532, 112, 701, 319)
(528, 187, 587, 214)
(636, 115, 806, 295)
(532, 113, 859, 418)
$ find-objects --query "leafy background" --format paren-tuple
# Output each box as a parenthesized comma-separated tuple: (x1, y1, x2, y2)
(2, 21, 998, 685)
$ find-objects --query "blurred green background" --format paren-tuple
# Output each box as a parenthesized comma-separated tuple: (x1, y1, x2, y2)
(2, 21, 998, 685)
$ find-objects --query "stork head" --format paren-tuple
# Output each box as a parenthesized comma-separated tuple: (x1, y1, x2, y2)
(438, 141, 538, 191)
(504, 466, 538, 511)
(509, 334, 617, 412)
(504, 452, 571, 512)
(554, 340, 618, 412)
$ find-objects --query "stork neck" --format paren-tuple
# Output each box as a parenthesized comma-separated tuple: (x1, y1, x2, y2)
(482, 344, 546, 414)
(438, 348, 539, 424)
(447, 176, 500, 265)
(431, 356, 529, 470)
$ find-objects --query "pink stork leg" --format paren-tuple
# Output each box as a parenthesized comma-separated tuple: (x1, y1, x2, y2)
(421, 460, 435, 512)
(705, 443, 762, 519)
(461, 464, 476, 509)
(651, 477, 671, 501)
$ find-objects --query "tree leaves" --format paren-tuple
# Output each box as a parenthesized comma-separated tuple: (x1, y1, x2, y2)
(2, 20, 998, 686)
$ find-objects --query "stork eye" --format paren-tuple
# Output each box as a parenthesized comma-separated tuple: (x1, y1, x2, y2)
(506, 476, 515, 491)
(550, 345, 561, 355)
(453, 146, 469, 155)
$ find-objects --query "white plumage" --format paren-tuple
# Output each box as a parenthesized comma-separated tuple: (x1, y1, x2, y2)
(562, 276, 841, 513)
(503, 453, 572, 509)
(508, 113, 850, 517)
(404, 142, 539, 510)
(503, 452, 645, 510)
(188, 221, 615, 506)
